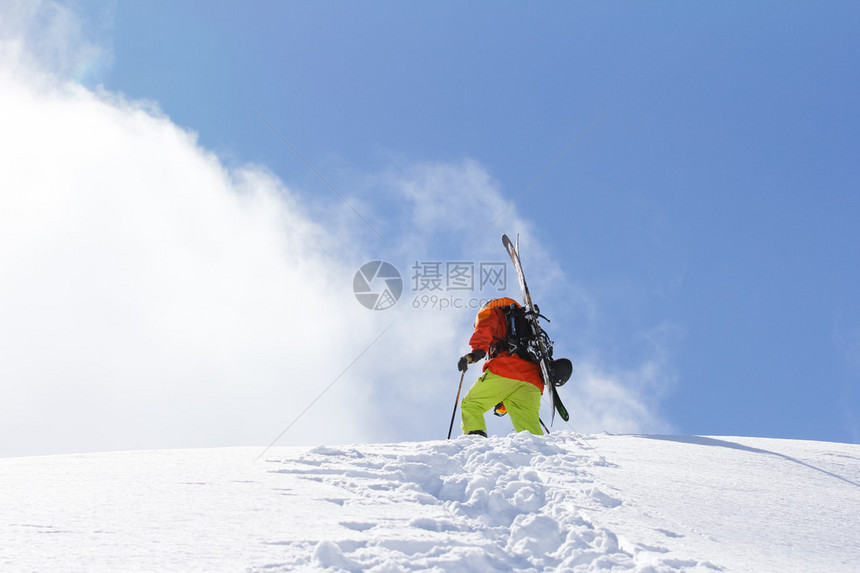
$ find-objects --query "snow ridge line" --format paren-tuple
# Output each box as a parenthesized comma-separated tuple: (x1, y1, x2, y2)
(260, 432, 691, 572)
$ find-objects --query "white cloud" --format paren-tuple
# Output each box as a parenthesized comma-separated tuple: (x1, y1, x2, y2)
(0, 19, 383, 456)
(0, 0, 112, 84)
(562, 360, 675, 435)
(559, 321, 681, 435)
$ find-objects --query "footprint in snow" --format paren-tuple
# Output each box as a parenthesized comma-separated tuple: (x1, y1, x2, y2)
(340, 521, 375, 532)
(590, 487, 622, 508)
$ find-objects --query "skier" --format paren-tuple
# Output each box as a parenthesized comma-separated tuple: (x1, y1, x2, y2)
(457, 297, 544, 437)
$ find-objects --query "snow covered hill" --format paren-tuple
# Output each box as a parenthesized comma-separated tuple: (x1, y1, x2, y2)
(2, 432, 858, 572)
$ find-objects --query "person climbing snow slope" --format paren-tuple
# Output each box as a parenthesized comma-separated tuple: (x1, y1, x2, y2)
(457, 297, 544, 437)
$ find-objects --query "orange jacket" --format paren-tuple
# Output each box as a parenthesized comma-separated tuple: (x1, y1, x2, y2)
(469, 306, 544, 393)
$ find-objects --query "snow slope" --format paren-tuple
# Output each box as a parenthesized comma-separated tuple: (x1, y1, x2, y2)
(2, 432, 858, 572)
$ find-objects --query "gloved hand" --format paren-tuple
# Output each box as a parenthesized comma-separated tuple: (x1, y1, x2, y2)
(457, 348, 486, 372)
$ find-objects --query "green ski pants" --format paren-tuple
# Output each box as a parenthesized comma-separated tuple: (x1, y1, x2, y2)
(460, 370, 544, 436)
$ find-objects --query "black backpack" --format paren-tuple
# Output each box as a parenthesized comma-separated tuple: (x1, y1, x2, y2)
(491, 304, 552, 363)
(491, 304, 572, 387)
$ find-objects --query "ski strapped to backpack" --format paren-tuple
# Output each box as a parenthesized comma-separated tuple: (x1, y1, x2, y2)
(502, 234, 572, 423)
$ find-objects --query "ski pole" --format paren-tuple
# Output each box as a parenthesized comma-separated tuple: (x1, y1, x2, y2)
(447, 371, 466, 439)
(539, 417, 550, 435)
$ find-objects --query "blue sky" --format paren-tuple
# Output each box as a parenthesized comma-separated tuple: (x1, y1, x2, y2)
(1, 1, 858, 455)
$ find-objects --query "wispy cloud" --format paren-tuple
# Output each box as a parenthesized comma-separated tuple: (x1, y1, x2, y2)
(558, 320, 682, 435)
(0, 0, 113, 84)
